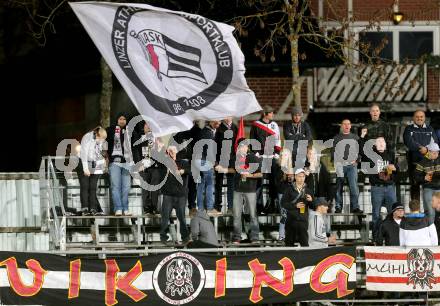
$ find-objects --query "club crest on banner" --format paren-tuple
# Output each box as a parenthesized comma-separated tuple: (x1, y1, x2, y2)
(153, 252, 206, 305)
(407, 248, 436, 289)
(111, 6, 233, 116)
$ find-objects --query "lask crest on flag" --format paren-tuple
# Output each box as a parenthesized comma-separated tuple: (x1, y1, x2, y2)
(70, 2, 262, 137)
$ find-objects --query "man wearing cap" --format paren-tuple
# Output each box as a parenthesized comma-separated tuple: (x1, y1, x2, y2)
(281, 168, 314, 246)
(283, 106, 312, 165)
(308, 197, 336, 247)
(375, 202, 404, 246)
(250, 105, 281, 213)
(106, 113, 133, 216)
(404, 110, 439, 199)
(414, 142, 440, 223)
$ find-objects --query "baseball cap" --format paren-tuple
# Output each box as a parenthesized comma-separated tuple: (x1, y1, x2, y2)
(294, 168, 305, 175)
(427, 142, 440, 152)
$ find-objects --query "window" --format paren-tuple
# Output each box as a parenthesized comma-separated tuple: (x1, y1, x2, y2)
(399, 31, 433, 62)
(359, 32, 393, 62)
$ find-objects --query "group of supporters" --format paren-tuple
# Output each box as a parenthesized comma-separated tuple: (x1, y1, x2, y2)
(76, 103, 440, 247)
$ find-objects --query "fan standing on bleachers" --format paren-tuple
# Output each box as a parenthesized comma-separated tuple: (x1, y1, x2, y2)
(232, 140, 262, 244)
(283, 106, 313, 163)
(195, 120, 221, 216)
(78, 127, 107, 216)
(158, 146, 191, 246)
(214, 117, 237, 214)
(414, 142, 440, 224)
(106, 113, 133, 216)
(281, 168, 313, 247)
(367, 137, 397, 241)
(132, 121, 161, 215)
(403, 110, 439, 200)
(332, 119, 363, 214)
(250, 105, 281, 214)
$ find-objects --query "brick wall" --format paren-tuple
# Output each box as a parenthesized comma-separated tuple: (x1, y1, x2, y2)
(353, 0, 439, 21)
(246, 77, 309, 114)
(427, 67, 440, 108)
(313, 0, 439, 22)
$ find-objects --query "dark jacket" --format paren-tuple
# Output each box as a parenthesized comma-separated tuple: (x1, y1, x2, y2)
(215, 121, 238, 168)
(414, 156, 440, 189)
(375, 214, 400, 246)
(272, 162, 292, 195)
(106, 125, 128, 163)
(362, 119, 393, 149)
(172, 129, 194, 161)
(368, 149, 397, 186)
(332, 132, 361, 165)
(233, 153, 261, 193)
(403, 123, 439, 162)
(198, 126, 217, 163)
(249, 119, 281, 154)
(158, 159, 190, 197)
(283, 121, 313, 142)
(131, 130, 154, 164)
(281, 185, 313, 222)
(304, 162, 333, 201)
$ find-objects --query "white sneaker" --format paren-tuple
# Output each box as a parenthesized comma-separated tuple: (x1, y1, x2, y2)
(123, 210, 132, 216)
(115, 210, 122, 216)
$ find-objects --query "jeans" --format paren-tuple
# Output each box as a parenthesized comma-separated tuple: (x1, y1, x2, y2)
(233, 191, 259, 241)
(423, 187, 440, 223)
(160, 195, 189, 242)
(109, 163, 131, 212)
(215, 172, 234, 210)
(277, 193, 287, 240)
(335, 164, 359, 211)
(197, 169, 214, 210)
(371, 184, 397, 239)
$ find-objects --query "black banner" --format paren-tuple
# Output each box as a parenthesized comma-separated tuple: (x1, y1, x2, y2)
(0, 247, 356, 305)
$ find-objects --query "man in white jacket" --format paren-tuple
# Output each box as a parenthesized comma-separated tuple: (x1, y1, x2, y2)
(399, 199, 438, 247)
(308, 197, 336, 247)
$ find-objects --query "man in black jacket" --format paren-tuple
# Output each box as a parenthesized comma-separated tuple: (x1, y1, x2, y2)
(376, 202, 404, 246)
(106, 113, 132, 216)
(158, 146, 190, 245)
(215, 117, 237, 213)
(132, 121, 161, 214)
(360, 104, 394, 156)
(368, 137, 397, 240)
(283, 106, 312, 164)
(281, 168, 314, 246)
(403, 110, 439, 199)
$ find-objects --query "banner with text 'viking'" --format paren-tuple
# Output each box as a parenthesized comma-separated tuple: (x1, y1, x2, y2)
(365, 246, 440, 291)
(70, 2, 261, 136)
(0, 248, 356, 305)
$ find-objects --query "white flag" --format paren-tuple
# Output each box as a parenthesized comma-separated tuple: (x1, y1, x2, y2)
(70, 2, 262, 136)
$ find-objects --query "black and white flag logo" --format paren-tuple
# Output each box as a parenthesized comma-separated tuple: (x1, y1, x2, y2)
(71, 2, 261, 136)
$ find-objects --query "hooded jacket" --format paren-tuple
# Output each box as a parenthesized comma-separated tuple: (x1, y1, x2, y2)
(308, 210, 328, 247)
(399, 213, 438, 247)
(190, 210, 219, 246)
